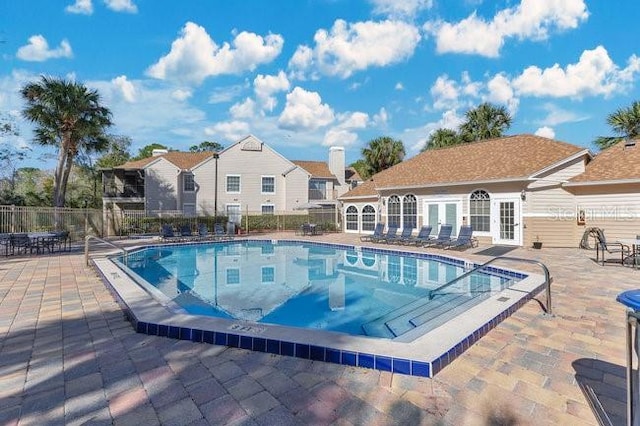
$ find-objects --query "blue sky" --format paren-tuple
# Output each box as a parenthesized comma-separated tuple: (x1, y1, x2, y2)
(2, 0, 639, 168)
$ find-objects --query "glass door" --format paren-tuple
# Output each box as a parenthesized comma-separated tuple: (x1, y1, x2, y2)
(492, 198, 521, 245)
(423, 199, 462, 236)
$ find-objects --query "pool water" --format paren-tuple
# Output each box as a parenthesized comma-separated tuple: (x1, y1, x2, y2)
(118, 240, 520, 339)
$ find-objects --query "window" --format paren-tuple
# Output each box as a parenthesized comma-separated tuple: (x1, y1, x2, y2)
(226, 268, 240, 285)
(402, 195, 417, 230)
(183, 174, 195, 192)
(469, 190, 490, 232)
(387, 195, 401, 227)
(261, 204, 275, 215)
(261, 266, 275, 284)
(362, 205, 376, 231)
(226, 175, 240, 193)
(183, 203, 196, 217)
(261, 176, 275, 194)
(309, 179, 326, 200)
(346, 206, 358, 231)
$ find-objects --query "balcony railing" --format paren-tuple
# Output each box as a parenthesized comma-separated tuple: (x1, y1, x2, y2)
(103, 184, 145, 198)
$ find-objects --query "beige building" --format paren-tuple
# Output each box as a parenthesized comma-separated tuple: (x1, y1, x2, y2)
(340, 134, 609, 248)
(102, 135, 357, 227)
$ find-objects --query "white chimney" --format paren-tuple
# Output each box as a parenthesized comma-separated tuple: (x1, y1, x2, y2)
(328, 146, 345, 186)
(152, 148, 169, 157)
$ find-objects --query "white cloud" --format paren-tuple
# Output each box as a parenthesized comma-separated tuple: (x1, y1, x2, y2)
(513, 46, 640, 98)
(16, 35, 73, 62)
(278, 87, 335, 131)
(208, 84, 246, 104)
(537, 103, 588, 126)
(112, 75, 136, 102)
(395, 82, 404, 90)
(486, 73, 519, 114)
(147, 22, 284, 85)
(65, 0, 93, 14)
(403, 109, 465, 153)
(323, 112, 369, 147)
(204, 120, 250, 142)
(288, 19, 421, 79)
(534, 126, 555, 139)
(430, 75, 459, 110)
(254, 71, 290, 112)
(425, 0, 588, 57)
(171, 88, 192, 101)
(370, 0, 433, 18)
(104, 0, 137, 13)
(373, 107, 389, 126)
(230, 98, 256, 119)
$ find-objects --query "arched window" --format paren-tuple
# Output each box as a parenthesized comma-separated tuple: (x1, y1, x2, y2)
(469, 190, 490, 232)
(346, 206, 358, 231)
(402, 194, 417, 229)
(387, 195, 401, 227)
(362, 205, 376, 231)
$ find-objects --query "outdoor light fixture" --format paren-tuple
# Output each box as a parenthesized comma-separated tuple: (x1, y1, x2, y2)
(520, 190, 526, 201)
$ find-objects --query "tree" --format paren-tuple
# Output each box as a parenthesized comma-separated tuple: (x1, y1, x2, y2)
(132, 143, 169, 160)
(190, 140, 223, 152)
(361, 136, 405, 176)
(421, 128, 461, 151)
(349, 159, 371, 180)
(95, 135, 132, 169)
(594, 100, 640, 149)
(459, 102, 512, 142)
(21, 76, 112, 207)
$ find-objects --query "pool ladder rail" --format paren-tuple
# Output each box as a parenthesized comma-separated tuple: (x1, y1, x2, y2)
(84, 235, 129, 266)
(361, 256, 552, 339)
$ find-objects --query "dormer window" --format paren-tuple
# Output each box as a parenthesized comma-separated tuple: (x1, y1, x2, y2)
(183, 174, 195, 192)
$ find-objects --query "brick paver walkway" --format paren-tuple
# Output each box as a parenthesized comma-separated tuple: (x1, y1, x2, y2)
(0, 234, 634, 425)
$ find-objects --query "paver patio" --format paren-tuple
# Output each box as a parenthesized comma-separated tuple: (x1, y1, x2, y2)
(0, 232, 634, 425)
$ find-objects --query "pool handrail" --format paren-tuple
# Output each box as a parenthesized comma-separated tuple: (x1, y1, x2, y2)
(84, 235, 128, 266)
(428, 256, 552, 315)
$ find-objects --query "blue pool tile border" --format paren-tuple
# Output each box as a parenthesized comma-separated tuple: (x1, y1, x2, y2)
(98, 239, 539, 378)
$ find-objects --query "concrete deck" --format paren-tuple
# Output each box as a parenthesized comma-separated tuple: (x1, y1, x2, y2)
(0, 232, 633, 425)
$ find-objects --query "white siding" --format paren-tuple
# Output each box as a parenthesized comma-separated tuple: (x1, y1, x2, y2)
(192, 158, 217, 215)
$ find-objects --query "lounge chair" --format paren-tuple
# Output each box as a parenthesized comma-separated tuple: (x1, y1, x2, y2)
(179, 224, 194, 239)
(375, 225, 399, 243)
(388, 227, 414, 244)
(440, 225, 475, 250)
(161, 224, 178, 241)
(197, 223, 211, 240)
(594, 228, 629, 265)
(360, 223, 384, 242)
(422, 224, 453, 247)
(214, 223, 233, 240)
(402, 225, 433, 245)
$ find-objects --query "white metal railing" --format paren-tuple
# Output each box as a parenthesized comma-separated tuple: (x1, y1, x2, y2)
(84, 235, 128, 266)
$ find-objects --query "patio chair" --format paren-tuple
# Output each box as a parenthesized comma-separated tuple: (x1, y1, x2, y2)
(214, 223, 233, 240)
(360, 223, 384, 242)
(10, 233, 35, 255)
(0, 233, 11, 256)
(375, 225, 399, 243)
(594, 228, 629, 266)
(402, 225, 433, 246)
(197, 223, 211, 240)
(422, 224, 453, 247)
(179, 224, 194, 240)
(161, 224, 178, 241)
(440, 225, 475, 250)
(388, 227, 414, 244)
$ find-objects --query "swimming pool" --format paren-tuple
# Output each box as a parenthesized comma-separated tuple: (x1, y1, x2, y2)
(94, 239, 545, 377)
(116, 240, 519, 340)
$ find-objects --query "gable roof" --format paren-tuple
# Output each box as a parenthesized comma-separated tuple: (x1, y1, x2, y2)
(345, 167, 362, 182)
(116, 151, 215, 171)
(568, 139, 640, 185)
(291, 160, 335, 179)
(340, 134, 587, 199)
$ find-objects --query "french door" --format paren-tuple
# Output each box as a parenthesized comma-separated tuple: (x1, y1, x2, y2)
(492, 198, 521, 245)
(423, 199, 462, 237)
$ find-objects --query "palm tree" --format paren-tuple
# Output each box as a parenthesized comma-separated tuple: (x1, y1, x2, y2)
(21, 76, 112, 207)
(361, 136, 405, 176)
(594, 101, 640, 149)
(421, 128, 461, 151)
(459, 102, 512, 142)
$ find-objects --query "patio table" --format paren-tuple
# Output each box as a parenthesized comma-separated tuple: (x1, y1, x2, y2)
(618, 238, 640, 268)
